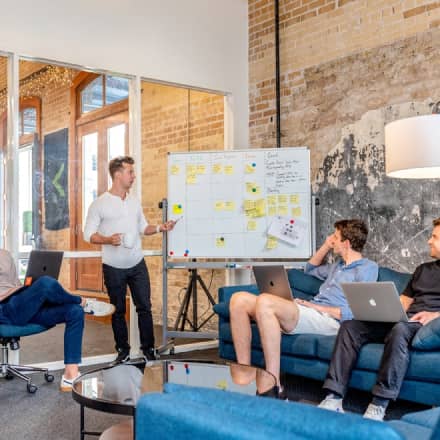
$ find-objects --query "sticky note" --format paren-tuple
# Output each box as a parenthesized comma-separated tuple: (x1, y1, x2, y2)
(292, 207, 302, 217)
(212, 163, 223, 174)
(247, 220, 257, 231)
(216, 237, 226, 247)
(246, 182, 255, 193)
(278, 195, 288, 204)
(290, 194, 300, 204)
(225, 201, 235, 211)
(171, 165, 180, 175)
(255, 199, 266, 217)
(266, 236, 278, 249)
(186, 174, 197, 184)
(224, 165, 234, 175)
(267, 195, 277, 205)
(172, 204, 183, 214)
(268, 206, 277, 216)
(244, 200, 256, 211)
(196, 164, 206, 174)
(278, 205, 288, 216)
(186, 165, 196, 175)
(245, 164, 255, 174)
(215, 201, 225, 211)
(245, 209, 257, 218)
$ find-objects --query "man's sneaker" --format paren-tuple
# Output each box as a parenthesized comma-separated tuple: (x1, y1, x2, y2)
(60, 373, 80, 392)
(318, 395, 345, 413)
(111, 349, 130, 366)
(83, 299, 115, 317)
(364, 403, 386, 421)
(257, 385, 280, 399)
(143, 348, 157, 363)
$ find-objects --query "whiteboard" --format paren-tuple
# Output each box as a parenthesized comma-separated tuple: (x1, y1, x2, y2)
(167, 148, 311, 259)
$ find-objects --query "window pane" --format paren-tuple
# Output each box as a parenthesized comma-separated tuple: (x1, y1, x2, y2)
(23, 107, 37, 134)
(82, 132, 98, 226)
(18, 147, 33, 252)
(108, 123, 126, 159)
(105, 76, 129, 105)
(81, 76, 104, 113)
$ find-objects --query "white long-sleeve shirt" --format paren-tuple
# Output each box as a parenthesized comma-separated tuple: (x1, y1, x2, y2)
(83, 192, 148, 269)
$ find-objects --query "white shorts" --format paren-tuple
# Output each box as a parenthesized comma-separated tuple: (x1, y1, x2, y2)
(282, 304, 340, 336)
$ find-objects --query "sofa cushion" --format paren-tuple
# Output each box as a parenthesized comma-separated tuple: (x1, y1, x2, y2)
(412, 317, 440, 350)
(213, 302, 229, 320)
(377, 267, 411, 294)
(387, 420, 432, 440)
(401, 408, 440, 429)
(288, 269, 323, 297)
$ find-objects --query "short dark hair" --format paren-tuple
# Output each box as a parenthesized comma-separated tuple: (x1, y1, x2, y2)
(108, 156, 134, 180)
(433, 218, 440, 227)
(334, 219, 368, 252)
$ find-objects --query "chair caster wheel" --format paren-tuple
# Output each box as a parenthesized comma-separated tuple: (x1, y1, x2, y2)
(5, 373, 14, 380)
(27, 383, 37, 393)
(45, 373, 54, 382)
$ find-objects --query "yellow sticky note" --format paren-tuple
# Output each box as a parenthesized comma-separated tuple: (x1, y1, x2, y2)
(186, 165, 196, 175)
(196, 164, 206, 174)
(255, 199, 266, 217)
(224, 165, 234, 175)
(186, 174, 197, 184)
(290, 194, 300, 204)
(245, 209, 257, 217)
(216, 237, 226, 247)
(246, 182, 256, 194)
(268, 206, 277, 216)
(278, 205, 288, 216)
(266, 235, 278, 249)
(278, 195, 288, 204)
(244, 200, 256, 211)
(292, 207, 302, 217)
(225, 201, 235, 211)
(247, 220, 257, 231)
(245, 164, 255, 174)
(172, 204, 183, 214)
(212, 163, 223, 174)
(171, 165, 180, 175)
(215, 201, 225, 211)
(267, 195, 277, 205)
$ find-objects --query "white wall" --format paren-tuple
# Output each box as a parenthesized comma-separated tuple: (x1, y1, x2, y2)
(0, 0, 249, 147)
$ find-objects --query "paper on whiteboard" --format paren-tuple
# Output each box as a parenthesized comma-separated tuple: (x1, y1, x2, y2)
(268, 216, 307, 247)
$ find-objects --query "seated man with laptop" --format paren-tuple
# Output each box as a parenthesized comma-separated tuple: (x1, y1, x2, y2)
(229, 219, 378, 398)
(0, 249, 114, 391)
(319, 217, 440, 421)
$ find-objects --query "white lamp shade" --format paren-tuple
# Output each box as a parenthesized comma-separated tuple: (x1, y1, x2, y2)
(385, 114, 440, 178)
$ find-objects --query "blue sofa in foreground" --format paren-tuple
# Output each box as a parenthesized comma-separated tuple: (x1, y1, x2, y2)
(213, 267, 440, 406)
(136, 383, 440, 440)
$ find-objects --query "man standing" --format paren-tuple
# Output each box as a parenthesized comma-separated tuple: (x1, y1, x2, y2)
(84, 156, 175, 364)
(319, 218, 440, 421)
(229, 219, 378, 397)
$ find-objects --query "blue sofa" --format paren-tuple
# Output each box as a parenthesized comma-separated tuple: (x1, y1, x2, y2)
(213, 267, 440, 406)
(136, 383, 440, 440)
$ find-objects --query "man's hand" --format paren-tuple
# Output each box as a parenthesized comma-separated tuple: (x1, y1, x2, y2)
(108, 233, 122, 246)
(410, 311, 440, 326)
(296, 298, 320, 311)
(161, 220, 176, 232)
(323, 233, 335, 250)
(295, 298, 342, 320)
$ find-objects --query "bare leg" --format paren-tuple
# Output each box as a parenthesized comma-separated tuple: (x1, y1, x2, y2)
(256, 294, 299, 386)
(229, 291, 259, 384)
(64, 364, 79, 379)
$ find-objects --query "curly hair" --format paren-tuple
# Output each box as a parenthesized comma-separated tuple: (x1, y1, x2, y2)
(334, 219, 368, 252)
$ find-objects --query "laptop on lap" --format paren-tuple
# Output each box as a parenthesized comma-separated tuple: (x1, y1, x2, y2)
(341, 282, 408, 322)
(23, 250, 64, 286)
(252, 265, 294, 301)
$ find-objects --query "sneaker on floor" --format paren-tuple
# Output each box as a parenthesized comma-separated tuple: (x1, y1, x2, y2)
(83, 299, 115, 317)
(364, 403, 386, 421)
(257, 385, 280, 399)
(318, 395, 345, 413)
(111, 349, 130, 366)
(60, 373, 80, 392)
(143, 348, 157, 362)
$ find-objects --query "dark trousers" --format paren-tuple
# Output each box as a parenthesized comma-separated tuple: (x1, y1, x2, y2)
(103, 259, 154, 354)
(323, 319, 422, 400)
(0, 276, 84, 364)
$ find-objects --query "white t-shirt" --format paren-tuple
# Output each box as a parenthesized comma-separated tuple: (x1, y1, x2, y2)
(83, 192, 148, 269)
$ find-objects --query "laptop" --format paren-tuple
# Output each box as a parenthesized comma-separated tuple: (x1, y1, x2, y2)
(23, 250, 64, 286)
(252, 265, 294, 301)
(341, 282, 408, 322)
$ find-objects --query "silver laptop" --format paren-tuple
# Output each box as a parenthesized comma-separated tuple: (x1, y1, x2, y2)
(252, 265, 293, 301)
(23, 250, 64, 286)
(341, 282, 408, 322)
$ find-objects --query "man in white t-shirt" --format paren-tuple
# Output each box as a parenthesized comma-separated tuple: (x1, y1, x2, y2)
(84, 156, 175, 364)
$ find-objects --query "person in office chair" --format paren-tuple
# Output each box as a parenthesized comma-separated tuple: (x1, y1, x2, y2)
(0, 249, 114, 391)
(319, 217, 440, 421)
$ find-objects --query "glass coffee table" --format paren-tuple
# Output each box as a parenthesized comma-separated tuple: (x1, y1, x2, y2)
(72, 359, 276, 440)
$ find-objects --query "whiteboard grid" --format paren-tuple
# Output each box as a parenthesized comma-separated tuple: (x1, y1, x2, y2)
(167, 148, 311, 259)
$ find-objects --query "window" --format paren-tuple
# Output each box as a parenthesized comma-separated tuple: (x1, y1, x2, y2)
(80, 74, 129, 114)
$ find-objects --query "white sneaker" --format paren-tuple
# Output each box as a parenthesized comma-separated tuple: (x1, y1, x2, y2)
(318, 395, 345, 413)
(60, 373, 80, 392)
(83, 299, 115, 317)
(363, 403, 386, 421)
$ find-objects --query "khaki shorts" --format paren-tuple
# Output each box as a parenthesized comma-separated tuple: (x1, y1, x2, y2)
(282, 303, 340, 336)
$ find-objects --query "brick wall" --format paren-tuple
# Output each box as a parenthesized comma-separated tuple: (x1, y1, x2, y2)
(141, 82, 225, 328)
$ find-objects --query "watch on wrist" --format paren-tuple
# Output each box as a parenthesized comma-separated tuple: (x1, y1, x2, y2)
(156, 224, 161, 234)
